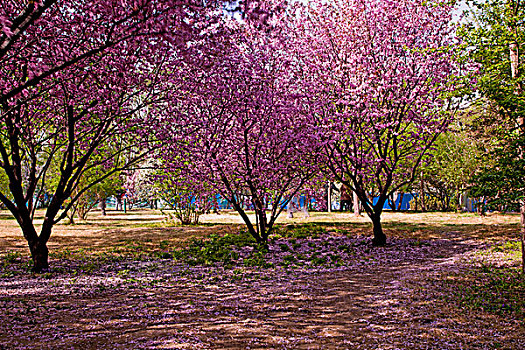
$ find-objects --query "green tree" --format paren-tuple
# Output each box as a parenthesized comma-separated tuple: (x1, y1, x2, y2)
(462, 0, 525, 272)
(65, 169, 124, 223)
(418, 117, 484, 212)
(46, 149, 126, 223)
(150, 169, 213, 225)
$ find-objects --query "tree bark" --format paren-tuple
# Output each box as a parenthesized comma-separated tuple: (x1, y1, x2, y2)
(302, 197, 310, 218)
(287, 199, 295, 218)
(477, 196, 486, 216)
(231, 200, 263, 243)
(353, 191, 361, 216)
(327, 181, 332, 213)
(370, 212, 386, 246)
(99, 196, 106, 216)
(520, 201, 525, 275)
(397, 192, 405, 211)
(387, 193, 396, 212)
(28, 239, 49, 272)
(255, 202, 269, 242)
(420, 174, 426, 211)
(510, 1, 524, 274)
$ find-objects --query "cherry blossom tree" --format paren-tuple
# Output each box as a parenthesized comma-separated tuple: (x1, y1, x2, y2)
(0, 0, 211, 271)
(161, 22, 325, 243)
(289, 0, 472, 245)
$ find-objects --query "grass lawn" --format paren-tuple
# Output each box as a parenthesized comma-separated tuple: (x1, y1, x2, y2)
(0, 209, 523, 349)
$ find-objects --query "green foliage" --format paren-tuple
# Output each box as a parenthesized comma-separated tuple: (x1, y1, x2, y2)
(419, 121, 484, 211)
(172, 231, 256, 267)
(470, 133, 525, 211)
(0, 169, 11, 206)
(409, 240, 431, 247)
(461, 1, 525, 119)
(279, 243, 291, 252)
(243, 250, 273, 268)
(461, 1, 525, 210)
(151, 165, 213, 225)
(159, 240, 170, 250)
(62, 163, 124, 222)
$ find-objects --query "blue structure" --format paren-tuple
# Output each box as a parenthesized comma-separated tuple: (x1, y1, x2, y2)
(373, 193, 415, 211)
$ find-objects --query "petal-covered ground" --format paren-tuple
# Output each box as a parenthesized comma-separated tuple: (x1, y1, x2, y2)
(0, 211, 523, 349)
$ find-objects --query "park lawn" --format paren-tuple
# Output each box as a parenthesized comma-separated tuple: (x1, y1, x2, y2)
(0, 210, 523, 349)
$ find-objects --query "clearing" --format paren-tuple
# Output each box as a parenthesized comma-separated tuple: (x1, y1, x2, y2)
(0, 210, 523, 349)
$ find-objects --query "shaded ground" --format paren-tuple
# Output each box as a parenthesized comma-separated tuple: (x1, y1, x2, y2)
(0, 210, 523, 349)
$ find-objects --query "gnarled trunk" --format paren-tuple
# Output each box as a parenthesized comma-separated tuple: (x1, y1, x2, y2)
(18, 217, 51, 273)
(370, 212, 386, 246)
(29, 240, 49, 273)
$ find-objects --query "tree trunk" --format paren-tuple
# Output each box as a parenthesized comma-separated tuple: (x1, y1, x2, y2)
(370, 212, 386, 246)
(77, 205, 89, 221)
(387, 193, 396, 212)
(28, 239, 49, 273)
(477, 196, 486, 216)
(232, 200, 263, 243)
(256, 206, 269, 241)
(245, 217, 262, 243)
(397, 192, 405, 211)
(99, 196, 106, 216)
(302, 197, 310, 218)
(353, 191, 361, 216)
(510, 42, 519, 82)
(327, 181, 332, 213)
(18, 217, 50, 272)
(420, 175, 426, 211)
(518, 193, 524, 274)
(287, 197, 295, 218)
(66, 206, 76, 225)
(509, 7, 523, 274)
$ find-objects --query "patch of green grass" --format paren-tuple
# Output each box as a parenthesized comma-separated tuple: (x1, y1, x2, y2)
(492, 240, 522, 254)
(440, 266, 525, 320)
(283, 254, 296, 263)
(310, 255, 328, 266)
(159, 240, 170, 250)
(409, 240, 431, 247)
(242, 250, 273, 268)
(2, 250, 22, 264)
(50, 248, 78, 259)
(279, 243, 291, 252)
(172, 231, 256, 267)
(274, 224, 327, 239)
(0, 251, 33, 276)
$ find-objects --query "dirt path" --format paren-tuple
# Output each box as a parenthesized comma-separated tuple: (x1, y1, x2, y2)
(1, 232, 522, 350)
